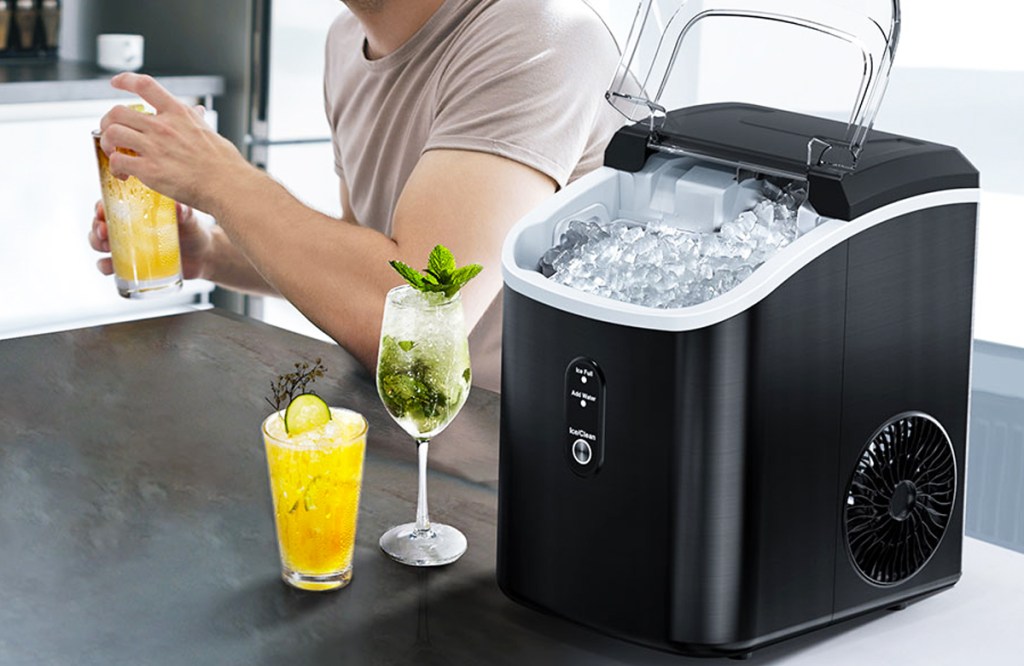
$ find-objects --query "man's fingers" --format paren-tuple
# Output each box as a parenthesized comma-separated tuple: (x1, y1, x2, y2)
(96, 257, 114, 276)
(89, 208, 109, 248)
(99, 124, 148, 158)
(110, 73, 180, 114)
(108, 150, 146, 181)
(90, 200, 110, 251)
(175, 202, 194, 224)
(88, 228, 110, 253)
(99, 103, 156, 134)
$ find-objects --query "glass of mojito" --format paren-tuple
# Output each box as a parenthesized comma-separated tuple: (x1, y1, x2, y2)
(262, 401, 368, 591)
(376, 284, 473, 566)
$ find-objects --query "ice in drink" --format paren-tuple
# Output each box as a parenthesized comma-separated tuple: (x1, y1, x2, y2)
(376, 287, 472, 440)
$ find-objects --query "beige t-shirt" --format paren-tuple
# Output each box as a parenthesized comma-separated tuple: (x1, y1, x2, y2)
(323, 0, 624, 392)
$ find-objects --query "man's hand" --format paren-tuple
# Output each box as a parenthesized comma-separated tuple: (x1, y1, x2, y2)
(89, 200, 213, 280)
(97, 73, 254, 212)
(91, 74, 286, 295)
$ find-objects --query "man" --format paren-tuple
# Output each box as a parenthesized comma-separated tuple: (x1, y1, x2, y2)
(89, 0, 623, 392)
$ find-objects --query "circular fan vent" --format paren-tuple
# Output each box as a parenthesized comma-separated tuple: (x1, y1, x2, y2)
(844, 412, 956, 586)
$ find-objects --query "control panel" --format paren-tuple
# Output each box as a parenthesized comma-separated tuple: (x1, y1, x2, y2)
(565, 357, 605, 477)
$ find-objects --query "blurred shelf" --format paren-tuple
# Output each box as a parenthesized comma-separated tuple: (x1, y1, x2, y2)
(0, 58, 224, 104)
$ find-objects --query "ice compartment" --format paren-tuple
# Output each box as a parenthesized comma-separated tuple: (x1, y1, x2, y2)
(522, 155, 826, 310)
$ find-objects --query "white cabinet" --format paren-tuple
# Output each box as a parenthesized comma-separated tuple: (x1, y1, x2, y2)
(0, 100, 215, 339)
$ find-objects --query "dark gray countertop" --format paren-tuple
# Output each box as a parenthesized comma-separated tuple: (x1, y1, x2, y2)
(1, 310, 1020, 665)
(0, 58, 224, 104)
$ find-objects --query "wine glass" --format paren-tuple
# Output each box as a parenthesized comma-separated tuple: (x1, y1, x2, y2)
(376, 284, 472, 566)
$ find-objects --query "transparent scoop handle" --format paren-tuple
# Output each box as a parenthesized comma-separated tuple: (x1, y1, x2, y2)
(607, 0, 902, 173)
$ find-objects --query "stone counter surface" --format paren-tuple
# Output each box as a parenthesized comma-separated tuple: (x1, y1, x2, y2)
(0, 310, 1020, 665)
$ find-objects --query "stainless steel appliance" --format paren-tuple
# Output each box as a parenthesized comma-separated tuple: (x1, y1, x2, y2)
(248, 0, 341, 217)
(241, 0, 343, 329)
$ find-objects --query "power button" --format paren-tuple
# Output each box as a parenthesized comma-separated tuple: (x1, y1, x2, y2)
(571, 439, 592, 466)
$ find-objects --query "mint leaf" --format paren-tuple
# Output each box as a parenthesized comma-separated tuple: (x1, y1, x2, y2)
(453, 263, 483, 285)
(379, 366, 449, 429)
(428, 245, 456, 282)
(443, 263, 484, 298)
(390, 261, 426, 289)
(398, 340, 416, 352)
(389, 245, 482, 297)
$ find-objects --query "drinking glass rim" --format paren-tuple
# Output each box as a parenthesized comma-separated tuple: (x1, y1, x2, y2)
(262, 407, 368, 449)
(386, 284, 461, 309)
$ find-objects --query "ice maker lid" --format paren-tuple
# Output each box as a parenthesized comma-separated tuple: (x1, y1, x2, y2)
(605, 0, 902, 175)
(604, 103, 979, 221)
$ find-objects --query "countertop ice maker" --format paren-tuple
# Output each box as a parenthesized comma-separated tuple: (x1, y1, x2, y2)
(497, 0, 979, 658)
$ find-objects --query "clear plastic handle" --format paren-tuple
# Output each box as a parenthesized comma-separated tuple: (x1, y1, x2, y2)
(606, 0, 901, 173)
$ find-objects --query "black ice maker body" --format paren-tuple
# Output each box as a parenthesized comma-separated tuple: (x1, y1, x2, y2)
(497, 0, 978, 657)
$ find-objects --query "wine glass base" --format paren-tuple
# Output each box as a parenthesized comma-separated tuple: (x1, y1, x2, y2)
(379, 523, 467, 567)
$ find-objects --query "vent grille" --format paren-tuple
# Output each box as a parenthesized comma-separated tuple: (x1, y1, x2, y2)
(845, 413, 956, 586)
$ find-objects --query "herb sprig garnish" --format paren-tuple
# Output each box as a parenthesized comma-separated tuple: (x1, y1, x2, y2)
(265, 358, 327, 411)
(390, 245, 482, 299)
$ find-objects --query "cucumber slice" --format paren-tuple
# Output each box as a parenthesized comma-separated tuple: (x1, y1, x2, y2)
(284, 393, 332, 435)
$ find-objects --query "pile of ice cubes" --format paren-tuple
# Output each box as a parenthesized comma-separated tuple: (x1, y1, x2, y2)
(539, 180, 813, 309)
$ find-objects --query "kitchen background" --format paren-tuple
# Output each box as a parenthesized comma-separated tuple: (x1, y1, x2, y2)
(1, 0, 1021, 551)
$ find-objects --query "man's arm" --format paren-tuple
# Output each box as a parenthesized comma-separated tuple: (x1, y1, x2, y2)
(89, 200, 280, 296)
(201, 224, 281, 296)
(99, 74, 554, 371)
(210, 148, 553, 370)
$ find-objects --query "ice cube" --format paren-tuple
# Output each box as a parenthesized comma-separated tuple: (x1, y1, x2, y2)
(753, 200, 775, 226)
(542, 179, 814, 309)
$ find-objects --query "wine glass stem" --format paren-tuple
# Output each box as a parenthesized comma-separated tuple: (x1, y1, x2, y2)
(415, 438, 431, 534)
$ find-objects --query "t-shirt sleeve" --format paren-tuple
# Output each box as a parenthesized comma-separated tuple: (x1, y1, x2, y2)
(323, 15, 346, 180)
(424, 3, 619, 189)
(325, 83, 345, 180)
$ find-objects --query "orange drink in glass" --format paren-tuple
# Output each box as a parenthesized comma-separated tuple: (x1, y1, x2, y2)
(261, 407, 368, 591)
(92, 130, 183, 298)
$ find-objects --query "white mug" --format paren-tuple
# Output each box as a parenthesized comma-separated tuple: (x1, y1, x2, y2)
(97, 34, 145, 72)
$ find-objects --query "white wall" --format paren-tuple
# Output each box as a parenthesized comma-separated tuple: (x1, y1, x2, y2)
(586, 0, 1024, 350)
(589, 0, 1024, 72)
(897, 0, 1024, 71)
